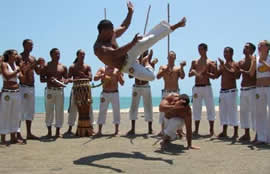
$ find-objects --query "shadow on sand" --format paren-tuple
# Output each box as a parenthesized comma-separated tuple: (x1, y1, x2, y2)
(73, 151, 173, 173)
(121, 133, 149, 144)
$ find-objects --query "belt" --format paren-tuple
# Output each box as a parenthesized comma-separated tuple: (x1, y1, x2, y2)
(102, 90, 119, 93)
(162, 89, 179, 93)
(20, 84, 34, 88)
(220, 88, 237, 93)
(240, 86, 256, 91)
(46, 87, 63, 90)
(2, 88, 20, 93)
(195, 84, 211, 87)
(133, 84, 150, 88)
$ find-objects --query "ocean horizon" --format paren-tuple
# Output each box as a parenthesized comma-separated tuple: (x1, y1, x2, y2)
(34, 96, 240, 113)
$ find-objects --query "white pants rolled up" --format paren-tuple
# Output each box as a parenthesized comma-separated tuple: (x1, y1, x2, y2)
(164, 117, 185, 140)
(20, 86, 35, 121)
(219, 90, 239, 126)
(122, 21, 172, 81)
(0, 92, 21, 134)
(159, 90, 180, 124)
(129, 84, 153, 122)
(240, 87, 256, 130)
(68, 89, 94, 126)
(192, 86, 216, 121)
(45, 88, 64, 128)
(97, 92, 120, 125)
(255, 87, 270, 143)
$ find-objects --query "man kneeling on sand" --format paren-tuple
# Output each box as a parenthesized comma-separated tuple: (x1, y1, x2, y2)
(159, 93, 200, 150)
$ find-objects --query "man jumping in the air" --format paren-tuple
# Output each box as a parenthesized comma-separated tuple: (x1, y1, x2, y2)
(94, 1, 186, 81)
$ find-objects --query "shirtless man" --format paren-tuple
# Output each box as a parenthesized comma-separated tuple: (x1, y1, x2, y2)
(65, 49, 94, 134)
(16, 39, 43, 140)
(215, 47, 241, 139)
(94, 66, 124, 136)
(238, 43, 256, 141)
(127, 50, 158, 135)
(159, 93, 200, 150)
(157, 50, 186, 136)
(94, 1, 186, 81)
(189, 43, 216, 136)
(40, 48, 68, 138)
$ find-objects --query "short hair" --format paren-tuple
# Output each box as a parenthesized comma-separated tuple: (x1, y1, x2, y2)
(23, 39, 32, 46)
(198, 43, 208, 51)
(3, 49, 17, 62)
(97, 20, 114, 33)
(224, 47, 234, 54)
(180, 94, 190, 106)
(169, 50, 176, 55)
(50, 48, 59, 57)
(246, 42, 256, 54)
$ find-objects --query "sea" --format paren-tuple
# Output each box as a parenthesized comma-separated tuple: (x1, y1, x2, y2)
(35, 96, 240, 113)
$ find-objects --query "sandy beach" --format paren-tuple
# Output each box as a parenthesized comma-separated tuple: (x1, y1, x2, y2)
(0, 110, 269, 174)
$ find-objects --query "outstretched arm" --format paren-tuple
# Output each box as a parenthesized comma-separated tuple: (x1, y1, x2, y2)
(114, 1, 134, 38)
(184, 108, 199, 150)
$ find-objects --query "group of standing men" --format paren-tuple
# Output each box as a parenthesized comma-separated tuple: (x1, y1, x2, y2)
(1, 1, 270, 150)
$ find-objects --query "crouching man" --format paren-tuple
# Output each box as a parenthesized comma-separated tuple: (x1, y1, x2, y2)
(159, 93, 200, 150)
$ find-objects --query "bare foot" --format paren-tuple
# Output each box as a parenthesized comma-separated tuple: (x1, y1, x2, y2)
(157, 131, 164, 137)
(177, 130, 185, 139)
(126, 129, 135, 136)
(253, 141, 266, 145)
(187, 145, 200, 150)
(160, 140, 168, 150)
(217, 132, 228, 138)
(44, 133, 52, 139)
(239, 134, 250, 141)
(232, 134, 239, 140)
(10, 139, 26, 145)
(27, 134, 39, 140)
(95, 131, 103, 137)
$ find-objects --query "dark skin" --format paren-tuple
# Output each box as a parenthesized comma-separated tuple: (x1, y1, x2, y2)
(94, 1, 186, 70)
(156, 51, 186, 137)
(65, 50, 92, 134)
(40, 49, 68, 138)
(159, 94, 200, 150)
(1, 51, 25, 145)
(127, 50, 157, 135)
(94, 66, 124, 136)
(16, 40, 44, 140)
(238, 43, 256, 141)
(188, 46, 217, 136)
(215, 48, 241, 139)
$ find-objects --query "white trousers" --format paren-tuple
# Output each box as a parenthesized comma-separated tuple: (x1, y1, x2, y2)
(255, 87, 270, 143)
(97, 92, 120, 125)
(192, 86, 215, 121)
(20, 86, 35, 121)
(159, 90, 180, 124)
(67, 90, 94, 126)
(164, 117, 185, 140)
(0, 92, 21, 134)
(45, 88, 64, 128)
(240, 87, 256, 130)
(122, 21, 172, 81)
(219, 90, 239, 126)
(129, 84, 153, 122)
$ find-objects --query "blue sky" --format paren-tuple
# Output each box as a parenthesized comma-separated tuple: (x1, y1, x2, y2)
(0, 0, 269, 97)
